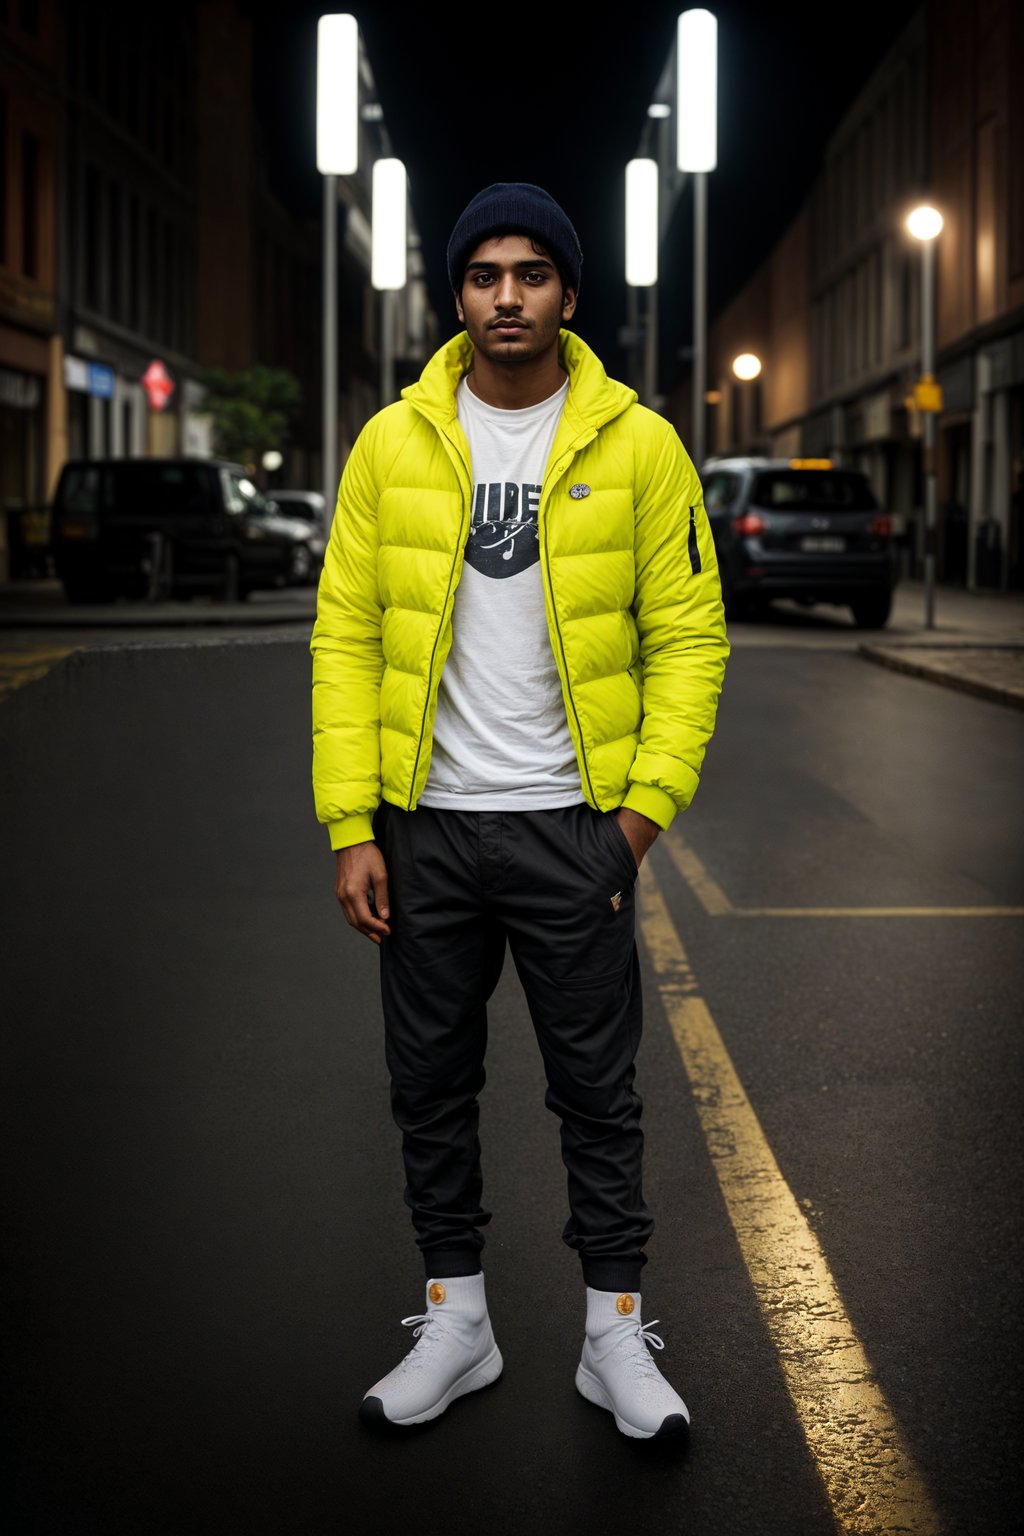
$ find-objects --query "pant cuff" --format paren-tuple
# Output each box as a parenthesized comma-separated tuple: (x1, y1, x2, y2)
(580, 1256, 646, 1292)
(421, 1247, 483, 1279)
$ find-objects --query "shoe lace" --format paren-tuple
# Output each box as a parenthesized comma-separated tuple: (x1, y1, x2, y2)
(629, 1320, 666, 1378)
(399, 1311, 447, 1361)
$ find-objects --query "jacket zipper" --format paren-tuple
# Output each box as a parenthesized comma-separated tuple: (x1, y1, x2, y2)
(406, 426, 471, 808)
(539, 445, 598, 805)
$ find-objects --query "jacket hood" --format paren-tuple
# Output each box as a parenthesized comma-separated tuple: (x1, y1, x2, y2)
(402, 329, 637, 438)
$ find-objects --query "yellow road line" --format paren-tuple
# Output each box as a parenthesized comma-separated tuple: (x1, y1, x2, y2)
(664, 833, 1024, 918)
(639, 865, 943, 1535)
(0, 645, 77, 703)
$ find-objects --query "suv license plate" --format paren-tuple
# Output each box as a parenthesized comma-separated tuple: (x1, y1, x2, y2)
(800, 535, 845, 552)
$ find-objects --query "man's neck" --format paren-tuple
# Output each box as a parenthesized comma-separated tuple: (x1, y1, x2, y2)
(466, 347, 567, 410)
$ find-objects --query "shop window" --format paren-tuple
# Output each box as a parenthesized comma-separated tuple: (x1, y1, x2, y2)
(84, 165, 100, 309)
(108, 181, 122, 321)
(22, 134, 38, 279)
(0, 89, 6, 266)
(128, 194, 140, 330)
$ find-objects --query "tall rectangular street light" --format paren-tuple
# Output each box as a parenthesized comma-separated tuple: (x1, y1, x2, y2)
(907, 204, 944, 628)
(372, 158, 408, 409)
(677, 8, 717, 472)
(317, 13, 359, 528)
(625, 158, 659, 407)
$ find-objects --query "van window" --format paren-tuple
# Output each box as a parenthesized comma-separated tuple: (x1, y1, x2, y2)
(105, 462, 209, 515)
(59, 465, 104, 513)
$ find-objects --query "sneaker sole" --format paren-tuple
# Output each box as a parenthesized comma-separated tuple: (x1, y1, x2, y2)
(361, 1343, 503, 1428)
(575, 1363, 691, 1442)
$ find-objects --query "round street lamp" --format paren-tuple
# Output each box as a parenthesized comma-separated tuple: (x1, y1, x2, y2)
(906, 203, 944, 627)
(732, 353, 762, 381)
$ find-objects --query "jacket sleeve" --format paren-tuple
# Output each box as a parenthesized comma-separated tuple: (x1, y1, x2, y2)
(624, 420, 729, 829)
(310, 420, 386, 850)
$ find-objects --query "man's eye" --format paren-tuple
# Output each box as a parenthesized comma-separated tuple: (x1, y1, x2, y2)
(473, 273, 493, 285)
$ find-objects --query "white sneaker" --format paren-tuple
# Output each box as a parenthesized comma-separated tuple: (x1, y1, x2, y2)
(575, 1288, 691, 1441)
(360, 1274, 503, 1427)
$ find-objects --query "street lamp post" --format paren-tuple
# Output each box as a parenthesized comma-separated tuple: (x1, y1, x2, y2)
(677, 8, 717, 472)
(732, 352, 762, 452)
(907, 204, 944, 629)
(625, 157, 658, 407)
(372, 157, 408, 409)
(316, 14, 359, 529)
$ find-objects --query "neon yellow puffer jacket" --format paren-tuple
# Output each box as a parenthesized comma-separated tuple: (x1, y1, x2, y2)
(311, 329, 729, 850)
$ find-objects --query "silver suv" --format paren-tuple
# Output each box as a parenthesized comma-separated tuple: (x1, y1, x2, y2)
(701, 456, 898, 628)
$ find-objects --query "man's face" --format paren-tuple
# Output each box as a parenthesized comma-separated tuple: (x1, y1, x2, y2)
(455, 235, 577, 365)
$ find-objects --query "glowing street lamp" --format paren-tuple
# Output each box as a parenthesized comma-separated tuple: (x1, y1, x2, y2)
(316, 14, 359, 527)
(625, 158, 659, 407)
(677, 8, 717, 470)
(732, 353, 762, 381)
(372, 158, 408, 408)
(906, 203, 944, 627)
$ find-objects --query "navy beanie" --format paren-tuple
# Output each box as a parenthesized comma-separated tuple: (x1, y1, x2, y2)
(447, 182, 582, 296)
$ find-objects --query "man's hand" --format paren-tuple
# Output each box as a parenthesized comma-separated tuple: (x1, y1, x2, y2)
(613, 807, 661, 870)
(335, 841, 391, 944)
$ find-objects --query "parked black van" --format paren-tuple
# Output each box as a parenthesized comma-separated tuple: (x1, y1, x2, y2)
(50, 458, 325, 602)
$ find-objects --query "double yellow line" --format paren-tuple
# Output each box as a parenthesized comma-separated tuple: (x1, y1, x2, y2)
(640, 852, 943, 1535)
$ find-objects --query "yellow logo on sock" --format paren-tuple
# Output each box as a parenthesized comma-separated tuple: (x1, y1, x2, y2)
(616, 1293, 635, 1316)
(428, 1282, 447, 1305)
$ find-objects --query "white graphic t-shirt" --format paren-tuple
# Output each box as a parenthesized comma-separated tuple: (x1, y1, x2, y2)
(420, 374, 584, 809)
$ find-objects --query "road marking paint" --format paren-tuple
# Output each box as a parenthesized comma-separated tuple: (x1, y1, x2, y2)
(664, 833, 1024, 918)
(0, 645, 77, 703)
(639, 864, 943, 1535)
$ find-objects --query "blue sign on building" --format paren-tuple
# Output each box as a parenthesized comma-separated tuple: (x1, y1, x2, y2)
(87, 364, 115, 400)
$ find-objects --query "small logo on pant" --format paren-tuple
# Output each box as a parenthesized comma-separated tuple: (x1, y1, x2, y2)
(610, 890, 623, 912)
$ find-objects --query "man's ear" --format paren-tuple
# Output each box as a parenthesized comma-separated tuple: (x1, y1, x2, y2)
(562, 287, 577, 322)
(454, 289, 465, 324)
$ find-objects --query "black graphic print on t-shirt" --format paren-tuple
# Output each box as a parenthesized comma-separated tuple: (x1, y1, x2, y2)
(463, 482, 542, 579)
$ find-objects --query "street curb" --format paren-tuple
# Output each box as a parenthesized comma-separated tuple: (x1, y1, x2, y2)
(0, 605, 316, 630)
(858, 644, 1024, 711)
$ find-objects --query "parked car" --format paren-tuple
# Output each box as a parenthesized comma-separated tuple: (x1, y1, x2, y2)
(700, 456, 898, 628)
(50, 458, 323, 602)
(266, 490, 329, 577)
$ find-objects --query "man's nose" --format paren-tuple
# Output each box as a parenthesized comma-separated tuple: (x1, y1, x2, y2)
(493, 275, 522, 309)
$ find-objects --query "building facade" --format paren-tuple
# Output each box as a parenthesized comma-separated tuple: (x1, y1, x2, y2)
(698, 0, 1024, 591)
(0, 0, 437, 580)
(0, 0, 61, 580)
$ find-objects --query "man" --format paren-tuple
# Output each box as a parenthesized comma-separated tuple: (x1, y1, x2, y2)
(311, 183, 728, 1440)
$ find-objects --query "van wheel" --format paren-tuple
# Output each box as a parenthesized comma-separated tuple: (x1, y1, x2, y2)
(850, 593, 892, 629)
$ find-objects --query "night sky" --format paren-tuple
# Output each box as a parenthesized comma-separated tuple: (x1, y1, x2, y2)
(252, 0, 922, 387)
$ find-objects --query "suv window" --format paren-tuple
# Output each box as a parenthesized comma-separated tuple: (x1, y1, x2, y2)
(750, 471, 878, 512)
(703, 472, 740, 510)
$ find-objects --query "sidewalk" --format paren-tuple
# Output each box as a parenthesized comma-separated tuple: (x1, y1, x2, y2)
(858, 581, 1024, 710)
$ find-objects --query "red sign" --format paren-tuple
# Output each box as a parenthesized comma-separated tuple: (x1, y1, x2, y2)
(142, 359, 175, 412)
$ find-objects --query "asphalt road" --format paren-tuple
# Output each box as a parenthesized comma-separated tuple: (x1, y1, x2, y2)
(2, 633, 1022, 1536)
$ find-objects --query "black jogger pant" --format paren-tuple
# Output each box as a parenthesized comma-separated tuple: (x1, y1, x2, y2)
(374, 800, 653, 1293)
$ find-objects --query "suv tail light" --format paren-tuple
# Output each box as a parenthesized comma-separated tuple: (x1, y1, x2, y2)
(733, 513, 767, 537)
(869, 514, 892, 538)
